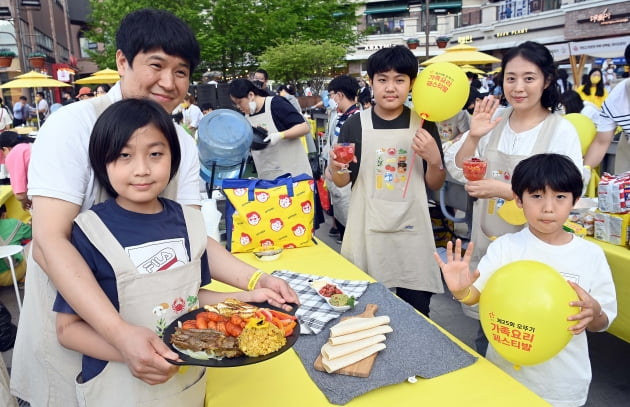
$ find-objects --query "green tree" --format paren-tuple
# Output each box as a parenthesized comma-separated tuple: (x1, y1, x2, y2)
(85, 0, 360, 79)
(85, 0, 211, 74)
(259, 40, 347, 92)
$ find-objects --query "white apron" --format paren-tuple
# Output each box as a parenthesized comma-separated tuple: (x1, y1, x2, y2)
(341, 110, 443, 294)
(72, 206, 206, 407)
(463, 111, 559, 320)
(11, 93, 182, 407)
(247, 97, 312, 180)
(469, 109, 560, 269)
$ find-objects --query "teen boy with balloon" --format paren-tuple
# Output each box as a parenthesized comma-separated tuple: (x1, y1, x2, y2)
(435, 153, 616, 407)
(328, 45, 446, 316)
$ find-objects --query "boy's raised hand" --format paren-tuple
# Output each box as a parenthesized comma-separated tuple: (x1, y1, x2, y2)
(433, 239, 480, 295)
(567, 281, 607, 335)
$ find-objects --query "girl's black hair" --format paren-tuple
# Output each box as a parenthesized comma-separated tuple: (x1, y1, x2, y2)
(581, 68, 606, 97)
(499, 41, 561, 112)
(367, 45, 418, 81)
(0, 131, 35, 148)
(511, 153, 583, 205)
(89, 98, 181, 198)
(560, 90, 584, 114)
(229, 78, 269, 99)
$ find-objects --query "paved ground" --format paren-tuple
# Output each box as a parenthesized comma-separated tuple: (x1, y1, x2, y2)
(1, 209, 628, 406)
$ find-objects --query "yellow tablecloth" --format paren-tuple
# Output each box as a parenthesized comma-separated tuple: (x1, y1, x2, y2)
(0, 185, 30, 223)
(202, 241, 548, 406)
(586, 237, 630, 343)
(12, 126, 36, 135)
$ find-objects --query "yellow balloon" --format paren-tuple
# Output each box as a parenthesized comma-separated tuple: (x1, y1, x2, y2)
(564, 113, 597, 156)
(479, 260, 579, 367)
(411, 62, 469, 122)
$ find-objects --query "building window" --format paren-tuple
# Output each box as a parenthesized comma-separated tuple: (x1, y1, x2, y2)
(364, 3, 409, 35)
(366, 15, 406, 35)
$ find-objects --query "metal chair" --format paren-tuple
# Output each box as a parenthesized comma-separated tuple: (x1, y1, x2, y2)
(0, 245, 24, 312)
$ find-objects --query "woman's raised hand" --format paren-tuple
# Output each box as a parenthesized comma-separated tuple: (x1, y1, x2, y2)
(469, 96, 502, 139)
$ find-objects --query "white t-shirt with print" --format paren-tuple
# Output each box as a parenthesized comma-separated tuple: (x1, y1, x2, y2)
(474, 228, 617, 407)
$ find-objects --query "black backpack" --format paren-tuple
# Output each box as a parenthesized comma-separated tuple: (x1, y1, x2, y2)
(0, 301, 17, 352)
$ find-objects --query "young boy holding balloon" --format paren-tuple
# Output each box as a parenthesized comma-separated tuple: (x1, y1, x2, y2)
(435, 153, 616, 407)
(328, 45, 449, 316)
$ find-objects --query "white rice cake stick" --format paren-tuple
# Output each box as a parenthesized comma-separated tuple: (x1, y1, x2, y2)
(321, 343, 387, 373)
(321, 334, 386, 360)
(329, 315, 390, 337)
(328, 325, 393, 345)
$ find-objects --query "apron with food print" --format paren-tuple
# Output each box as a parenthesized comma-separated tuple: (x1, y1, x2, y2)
(10, 91, 183, 407)
(72, 205, 207, 407)
(247, 97, 312, 180)
(341, 110, 443, 293)
(469, 109, 560, 269)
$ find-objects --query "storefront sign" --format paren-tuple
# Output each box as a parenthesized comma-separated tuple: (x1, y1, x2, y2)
(457, 35, 473, 44)
(360, 43, 396, 51)
(495, 28, 528, 38)
(571, 36, 630, 58)
(589, 9, 628, 25)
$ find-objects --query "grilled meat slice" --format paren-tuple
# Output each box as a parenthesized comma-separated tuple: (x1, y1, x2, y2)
(170, 327, 243, 358)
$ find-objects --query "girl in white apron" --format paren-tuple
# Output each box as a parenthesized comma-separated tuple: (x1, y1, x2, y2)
(53, 99, 287, 406)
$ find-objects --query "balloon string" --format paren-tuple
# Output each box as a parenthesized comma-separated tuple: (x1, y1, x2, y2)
(402, 117, 425, 199)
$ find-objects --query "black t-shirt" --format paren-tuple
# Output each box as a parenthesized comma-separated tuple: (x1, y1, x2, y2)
(338, 106, 444, 185)
(249, 95, 306, 132)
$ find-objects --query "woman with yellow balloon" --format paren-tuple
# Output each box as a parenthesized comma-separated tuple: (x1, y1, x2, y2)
(434, 153, 616, 407)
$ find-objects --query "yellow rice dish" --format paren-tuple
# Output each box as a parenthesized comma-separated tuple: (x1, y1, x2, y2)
(238, 319, 286, 357)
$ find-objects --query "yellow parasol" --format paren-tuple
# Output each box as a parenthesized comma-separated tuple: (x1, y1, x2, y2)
(488, 67, 502, 75)
(460, 64, 486, 75)
(421, 44, 501, 66)
(0, 70, 71, 129)
(75, 68, 120, 85)
(0, 70, 72, 89)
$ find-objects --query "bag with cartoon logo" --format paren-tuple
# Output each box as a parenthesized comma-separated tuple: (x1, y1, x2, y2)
(222, 173, 316, 253)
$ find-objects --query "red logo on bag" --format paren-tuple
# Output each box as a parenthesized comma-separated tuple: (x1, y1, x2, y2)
(283, 243, 297, 249)
(255, 191, 270, 202)
(300, 201, 312, 214)
(240, 232, 252, 246)
(260, 239, 275, 248)
(292, 224, 307, 237)
(279, 194, 292, 208)
(233, 188, 247, 196)
(270, 218, 284, 231)
(246, 211, 261, 226)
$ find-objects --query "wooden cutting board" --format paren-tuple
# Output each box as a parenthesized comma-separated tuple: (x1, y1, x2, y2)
(313, 303, 380, 378)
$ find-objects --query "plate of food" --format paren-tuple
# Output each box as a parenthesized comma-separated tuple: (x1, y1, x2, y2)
(253, 246, 283, 261)
(310, 279, 356, 312)
(162, 299, 300, 367)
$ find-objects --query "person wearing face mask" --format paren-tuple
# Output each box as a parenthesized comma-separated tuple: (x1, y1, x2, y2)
(324, 75, 360, 244)
(229, 78, 312, 180)
(576, 68, 608, 109)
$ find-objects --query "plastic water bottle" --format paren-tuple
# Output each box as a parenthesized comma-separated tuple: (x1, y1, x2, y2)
(197, 109, 254, 187)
